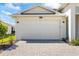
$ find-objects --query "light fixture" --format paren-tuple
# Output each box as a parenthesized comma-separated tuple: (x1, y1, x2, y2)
(17, 21, 19, 23)
(39, 16, 43, 19)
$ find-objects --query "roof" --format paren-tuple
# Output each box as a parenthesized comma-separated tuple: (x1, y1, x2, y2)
(58, 3, 69, 12)
(0, 19, 14, 27)
(12, 5, 61, 15)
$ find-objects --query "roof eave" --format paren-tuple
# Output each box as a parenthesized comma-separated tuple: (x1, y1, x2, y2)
(58, 3, 69, 12)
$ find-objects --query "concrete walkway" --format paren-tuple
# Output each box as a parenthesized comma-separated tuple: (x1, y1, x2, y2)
(0, 41, 79, 56)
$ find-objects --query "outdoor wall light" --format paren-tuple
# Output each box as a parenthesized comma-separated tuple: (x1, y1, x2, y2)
(62, 21, 65, 23)
(39, 16, 43, 19)
(17, 21, 19, 23)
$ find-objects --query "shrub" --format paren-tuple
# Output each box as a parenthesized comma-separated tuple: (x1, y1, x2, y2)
(71, 39, 79, 46)
(0, 22, 8, 38)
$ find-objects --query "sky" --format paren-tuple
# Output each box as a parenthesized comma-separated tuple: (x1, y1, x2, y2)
(0, 3, 61, 26)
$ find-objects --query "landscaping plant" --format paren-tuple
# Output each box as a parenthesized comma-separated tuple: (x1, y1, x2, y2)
(0, 22, 16, 45)
(0, 22, 8, 39)
(71, 39, 79, 46)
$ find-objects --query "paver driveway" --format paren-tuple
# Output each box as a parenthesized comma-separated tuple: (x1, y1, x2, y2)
(0, 41, 79, 56)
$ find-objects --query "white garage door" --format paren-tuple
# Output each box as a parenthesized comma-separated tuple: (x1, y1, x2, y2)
(16, 16, 66, 40)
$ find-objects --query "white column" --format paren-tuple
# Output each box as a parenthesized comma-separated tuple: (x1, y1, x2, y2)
(68, 7, 76, 42)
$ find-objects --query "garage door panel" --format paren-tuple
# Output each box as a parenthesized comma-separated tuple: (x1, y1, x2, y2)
(20, 16, 60, 40)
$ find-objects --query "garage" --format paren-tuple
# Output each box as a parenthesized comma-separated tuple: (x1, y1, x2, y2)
(15, 15, 66, 40)
(12, 6, 66, 40)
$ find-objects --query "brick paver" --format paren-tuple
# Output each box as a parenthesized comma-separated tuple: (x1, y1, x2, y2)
(0, 41, 79, 56)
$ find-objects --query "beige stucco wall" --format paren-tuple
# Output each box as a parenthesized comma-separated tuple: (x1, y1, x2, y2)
(13, 15, 66, 40)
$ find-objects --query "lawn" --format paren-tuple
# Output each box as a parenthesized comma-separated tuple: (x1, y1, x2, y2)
(0, 34, 16, 45)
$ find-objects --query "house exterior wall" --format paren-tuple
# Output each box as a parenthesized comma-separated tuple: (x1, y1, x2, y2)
(22, 7, 52, 13)
(62, 3, 79, 41)
(76, 15, 79, 39)
(76, 5, 79, 39)
(63, 4, 79, 41)
(6, 25, 11, 34)
(64, 6, 76, 41)
(13, 15, 66, 40)
(76, 7, 79, 13)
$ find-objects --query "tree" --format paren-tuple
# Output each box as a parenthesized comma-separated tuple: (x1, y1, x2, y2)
(0, 22, 8, 38)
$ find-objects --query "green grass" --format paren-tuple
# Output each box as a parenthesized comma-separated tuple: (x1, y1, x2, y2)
(0, 34, 16, 43)
(71, 39, 79, 46)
